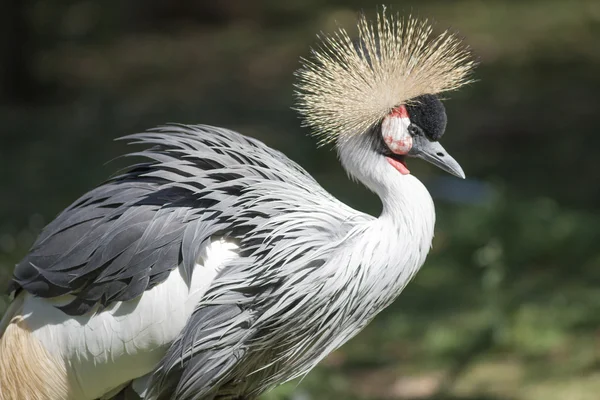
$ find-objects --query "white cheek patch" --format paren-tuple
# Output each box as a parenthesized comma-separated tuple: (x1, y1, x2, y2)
(382, 115, 413, 155)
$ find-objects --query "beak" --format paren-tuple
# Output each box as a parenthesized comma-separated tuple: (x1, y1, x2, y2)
(410, 138, 465, 179)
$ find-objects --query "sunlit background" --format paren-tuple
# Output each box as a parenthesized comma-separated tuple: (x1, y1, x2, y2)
(1, 1, 600, 399)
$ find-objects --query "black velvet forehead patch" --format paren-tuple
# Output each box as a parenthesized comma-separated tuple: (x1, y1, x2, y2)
(405, 94, 447, 141)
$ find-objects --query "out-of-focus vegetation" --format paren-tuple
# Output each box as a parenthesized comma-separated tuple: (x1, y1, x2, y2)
(1, 1, 599, 399)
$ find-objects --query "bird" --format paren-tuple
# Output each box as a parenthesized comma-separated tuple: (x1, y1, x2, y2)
(0, 9, 475, 400)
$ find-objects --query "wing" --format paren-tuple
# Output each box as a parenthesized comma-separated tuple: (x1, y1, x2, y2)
(142, 186, 370, 399)
(10, 124, 324, 315)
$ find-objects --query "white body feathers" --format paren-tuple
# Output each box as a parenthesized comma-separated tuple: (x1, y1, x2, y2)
(18, 239, 238, 399)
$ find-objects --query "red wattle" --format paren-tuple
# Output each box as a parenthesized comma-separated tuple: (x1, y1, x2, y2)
(386, 157, 410, 175)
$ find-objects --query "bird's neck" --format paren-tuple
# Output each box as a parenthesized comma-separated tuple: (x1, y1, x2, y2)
(370, 171, 436, 270)
(353, 174, 436, 315)
(377, 173, 435, 233)
(336, 133, 436, 236)
(337, 133, 436, 295)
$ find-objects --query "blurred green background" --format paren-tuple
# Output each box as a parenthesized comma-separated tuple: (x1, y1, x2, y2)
(1, 1, 599, 399)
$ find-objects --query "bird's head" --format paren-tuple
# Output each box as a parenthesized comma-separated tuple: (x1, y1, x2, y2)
(295, 9, 475, 182)
(380, 94, 464, 178)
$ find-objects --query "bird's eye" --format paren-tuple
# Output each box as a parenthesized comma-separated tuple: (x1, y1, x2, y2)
(408, 124, 423, 137)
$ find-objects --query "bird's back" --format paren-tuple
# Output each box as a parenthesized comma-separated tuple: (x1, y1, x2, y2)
(10, 125, 356, 312)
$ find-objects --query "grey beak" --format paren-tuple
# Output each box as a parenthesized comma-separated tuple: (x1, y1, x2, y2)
(410, 139, 465, 179)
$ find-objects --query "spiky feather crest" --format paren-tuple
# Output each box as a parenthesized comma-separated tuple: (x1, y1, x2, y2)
(295, 8, 475, 145)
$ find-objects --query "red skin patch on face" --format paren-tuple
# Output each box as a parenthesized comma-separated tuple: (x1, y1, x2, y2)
(383, 129, 412, 155)
(393, 137, 412, 154)
(389, 105, 409, 118)
(382, 106, 412, 175)
(386, 157, 410, 175)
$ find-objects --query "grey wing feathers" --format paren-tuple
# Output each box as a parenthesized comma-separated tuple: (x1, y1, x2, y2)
(144, 198, 368, 399)
(10, 124, 319, 315)
(148, 303, 255, 400)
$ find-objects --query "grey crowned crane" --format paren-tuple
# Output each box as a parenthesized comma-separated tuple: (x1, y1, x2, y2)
(0, 9, 475, 400)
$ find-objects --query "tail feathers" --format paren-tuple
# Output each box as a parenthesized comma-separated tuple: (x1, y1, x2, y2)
(0, 295, 70, 400)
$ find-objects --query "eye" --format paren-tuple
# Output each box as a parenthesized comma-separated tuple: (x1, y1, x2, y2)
(408, 124, 423, 137)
